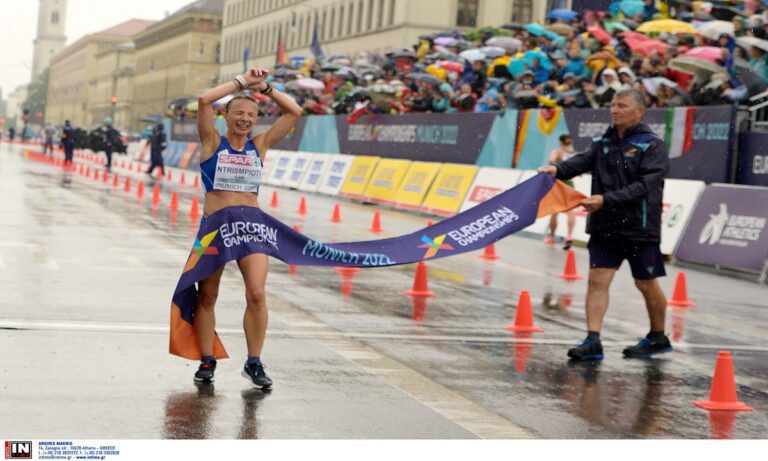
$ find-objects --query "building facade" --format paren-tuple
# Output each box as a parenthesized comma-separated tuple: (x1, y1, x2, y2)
(219, 0, 546, 80)
(32, 0, 68, 81)
(91, 42, 138, 131)
(45, 19, 154, 128)
(131, 0, 224, 129)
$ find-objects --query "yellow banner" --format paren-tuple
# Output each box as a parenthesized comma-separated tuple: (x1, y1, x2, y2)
(339, 156, 380, 198)
(393, 162, 442, 210)
(363, 159, 412, 204)
(421, 164, 478, 216)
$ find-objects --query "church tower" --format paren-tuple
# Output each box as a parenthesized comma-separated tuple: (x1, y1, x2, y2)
(31, 0, 67, 81)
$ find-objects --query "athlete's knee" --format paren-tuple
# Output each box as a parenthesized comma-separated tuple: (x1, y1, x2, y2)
(634, 278, 658, 293)
(198, 288, 219, 311)
(245, 288, 267, 311)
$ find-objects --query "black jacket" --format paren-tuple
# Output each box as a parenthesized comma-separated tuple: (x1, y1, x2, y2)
(555, 123, 668, 241)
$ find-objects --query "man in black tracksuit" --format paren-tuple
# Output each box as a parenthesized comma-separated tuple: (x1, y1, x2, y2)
(540, 88, 671, 360)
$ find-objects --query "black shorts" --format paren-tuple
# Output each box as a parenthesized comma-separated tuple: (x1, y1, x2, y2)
(587, 236, 666, 280)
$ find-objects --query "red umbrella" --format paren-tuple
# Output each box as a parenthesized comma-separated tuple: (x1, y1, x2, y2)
(619, 31, 670, 57)
(684, 46, 725, 63)
(588, 26, 612, 45)
(439, 60, 463, 73)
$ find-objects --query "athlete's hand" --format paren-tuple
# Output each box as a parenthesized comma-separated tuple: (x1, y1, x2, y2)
(581, 195, 604, 212)
(538, 165, 557, 175)
(244, 67, 270, 87)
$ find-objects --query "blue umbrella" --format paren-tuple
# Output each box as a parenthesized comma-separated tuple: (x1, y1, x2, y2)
(508, 51, 553, 76)
(620, 0, 645, 17)
(524, 23, 547, 36)
(548, 9, 577, 21)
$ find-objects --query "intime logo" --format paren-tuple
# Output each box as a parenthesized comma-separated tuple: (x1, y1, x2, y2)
(4, 441, 32, 459)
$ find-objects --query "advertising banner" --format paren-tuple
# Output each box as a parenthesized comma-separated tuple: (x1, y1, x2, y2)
(737, 132, 768, 187)
(675, 184, 768, 273)
(363, 159, 412, 205)
(659, 179, 706, 255)
(262, 149, 284, 183)
(337, 113, 496, 164)
(265, 151, 291, 186)
(393, 162, 443, 211)
(281, 151, 315, 189)
(562, 106, 734, 183)
(297, 154, 333, 192)
(460, 167, 524, 213)
(421, 164, 478, 216)
(317, 154, 355, 196)
(339, 155, 380, 199)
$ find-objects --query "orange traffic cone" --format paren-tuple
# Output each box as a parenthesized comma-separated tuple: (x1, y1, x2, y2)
(693, 351, 753, 411)
(336, 267, 359, 297)
(331, 204, 342, 223)
(112, 173, 120, 188)
(151, 184, 161, 205)
(668, 271, 695, 307)
(504, 290, 544, 332)
(180, 172, 186, 186)
(128, 162, 133, 172)
(169, 191, 179, 210)
(123, 177, 131, 192)
(189, 196, 200, 218)
(426, 220, 434, 227)
(558, 249, 582, 280)
(192, 175, 199, 189)
(270, 190, 279, 208)
(480, 243, 500, 260)
(404, 262, 435, 297)
(93, 169, 100, 181)
(167, 170, 173, 182)
(85, 166, 91, 178)
(411, 296, 428, 321)
(288, 225, 301, 276)
(137, 181, 145, 198)
(369, 211, 382, 233)
(297, 197, 307, 215)
(156, 169, 163, 180)
(102, 171, 109, 183)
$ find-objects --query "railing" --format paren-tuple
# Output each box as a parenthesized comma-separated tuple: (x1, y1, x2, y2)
(748, 89, 768, 131)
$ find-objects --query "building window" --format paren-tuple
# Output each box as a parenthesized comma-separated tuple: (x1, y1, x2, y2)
(51, 10, 59, 24)
(330, 8, 336, 39)
(321, 9, 327, 40)
(389, 0, 395, 25)
(348, 2, 355, 35)
(378, 0, 384, 28)
(357, 0, 364, 33)
(338, 5, 345, 37)
(367, 0, 373, 31)
(511, 0, 532, 23)
(456, 0, 478, 27)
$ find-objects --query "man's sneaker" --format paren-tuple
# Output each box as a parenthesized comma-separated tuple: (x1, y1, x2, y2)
(193, 359, 216, 383)
(543, 236, 556, 245)
(242, 362, 273, 389)
(563, 239, 573, 250)
(622, 335, 672, 358)
(567, 338, 604, 361)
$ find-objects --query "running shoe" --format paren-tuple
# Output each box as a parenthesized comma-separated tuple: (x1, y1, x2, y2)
(242, 362, 273, 389)
(543, 236, 556, 245)
(567, 338, 604, 361)
(622, 335, 672, 359)
(563, 239, 573, 250)
(193, 359, 216, 383)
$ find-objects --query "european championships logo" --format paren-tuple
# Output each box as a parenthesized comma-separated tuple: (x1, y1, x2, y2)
(183, 230, 220, 271)
(418, 234, 454, 259)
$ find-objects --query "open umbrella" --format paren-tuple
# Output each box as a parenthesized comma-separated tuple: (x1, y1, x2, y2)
(524, 23, 547, 37)
(684, 46, 725, 63)
(480, 46, 507, 58)
(390, 50, 418, 61)
(459, 48, 486, 62)
(320, 62, 342, 72)
(736, 36, 768, 53)
(697, 20, 735, 41)
(546, 23, 576, 37)
(619, 0, 645, 17)
(710, 6, 746, 21)
(642, 77, 679, 97)
(603, 21, 630, 33)
(619, 31, 671, 57)
(637, 19, 699, 34)
(621, 19, 640, 30)
(501, 22, 524, 31)
(733, 56, 768, 95)
(434, 36, 458, 46)
(547, 9, 577, 22)
(668, 55, 726, 75)
(405, 72, 442, 85)
(295, 77, 326, 92)
(439, 60, 464, 73)
(588, 26, 612, 45)
(334, 66, 359, 80)
(485, 36, 522, 50)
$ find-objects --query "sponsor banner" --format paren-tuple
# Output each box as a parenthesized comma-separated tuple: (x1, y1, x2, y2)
(336, 113, 496, 164)
(393, 162, 443, 210)
(363, 159, 412, 204)
(513, 108, 570, 170)
(281, 151, 315, 189)
(675, 184, 768, 273)
(265, 151, 291, 186)
(737, 132, 768, 187)
(460, 167, 524, 213)
(339, 155, 380, 199)
(297, 153, 333, 192)
(317, 154, 355, 196)
(261, 149, 283, 182)
(563, 106, 734, 183)
(170, 173, 584, 359)
(660, 179, 706, 255)
(421, 164, 478, 216)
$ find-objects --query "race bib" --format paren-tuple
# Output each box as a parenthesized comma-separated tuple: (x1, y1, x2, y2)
(213, 149, 263, 192)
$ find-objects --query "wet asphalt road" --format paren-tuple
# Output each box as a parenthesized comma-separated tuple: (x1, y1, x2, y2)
(0, 143, 766, 439)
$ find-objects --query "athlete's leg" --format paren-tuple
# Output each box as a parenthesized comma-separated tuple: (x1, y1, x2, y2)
(237, 253, 269, 357)
(193, 266, 225, 356)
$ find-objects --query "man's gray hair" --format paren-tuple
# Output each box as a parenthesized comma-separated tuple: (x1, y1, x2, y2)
(614, 88, 646, 108)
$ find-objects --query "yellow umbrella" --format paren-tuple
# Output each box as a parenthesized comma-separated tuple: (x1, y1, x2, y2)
(636, 19, 699, 34)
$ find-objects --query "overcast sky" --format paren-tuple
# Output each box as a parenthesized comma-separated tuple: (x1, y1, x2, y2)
(0, 0, 194, 96)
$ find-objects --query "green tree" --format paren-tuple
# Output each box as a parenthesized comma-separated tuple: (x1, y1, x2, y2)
(23, 68, 49, 124)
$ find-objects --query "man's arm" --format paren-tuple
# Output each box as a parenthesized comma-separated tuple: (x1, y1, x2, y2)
(602, 139, 668, 207)
(553, 142, 596, 180)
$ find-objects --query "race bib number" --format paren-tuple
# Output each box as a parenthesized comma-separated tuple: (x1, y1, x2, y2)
(213, 149, 263, 192)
